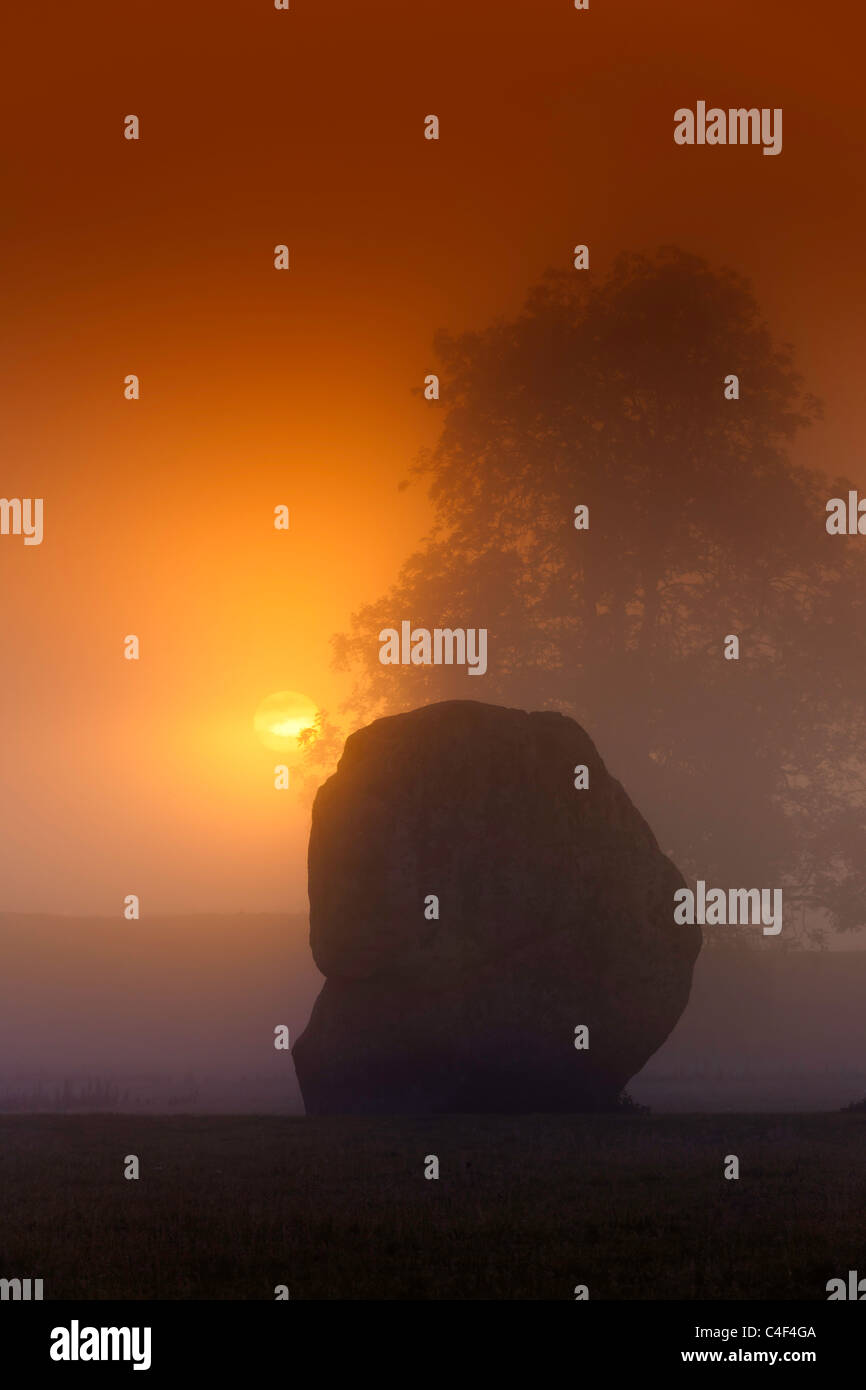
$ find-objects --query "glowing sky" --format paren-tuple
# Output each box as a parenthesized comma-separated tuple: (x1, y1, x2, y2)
(1, 0, 863, 915)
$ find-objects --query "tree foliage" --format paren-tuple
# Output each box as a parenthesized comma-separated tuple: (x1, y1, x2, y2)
(333, 249, 866, 936)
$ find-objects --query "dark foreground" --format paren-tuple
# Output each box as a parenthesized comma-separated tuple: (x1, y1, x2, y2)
(1, 1114, 864, 1300)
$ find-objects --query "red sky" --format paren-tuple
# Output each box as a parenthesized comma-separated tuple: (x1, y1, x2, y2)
(1, 0, 863, 915)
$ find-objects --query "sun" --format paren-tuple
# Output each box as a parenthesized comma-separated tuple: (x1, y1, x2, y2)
(253, 690, 321, 756)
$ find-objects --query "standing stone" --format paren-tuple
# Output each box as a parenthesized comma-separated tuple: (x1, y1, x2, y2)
(293, 700, 700, 1113)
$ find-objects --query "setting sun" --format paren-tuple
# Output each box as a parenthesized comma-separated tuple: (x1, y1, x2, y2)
(253, 691, 320, 756)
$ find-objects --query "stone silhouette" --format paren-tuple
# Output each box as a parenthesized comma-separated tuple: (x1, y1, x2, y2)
(293, 700, 701, 1113)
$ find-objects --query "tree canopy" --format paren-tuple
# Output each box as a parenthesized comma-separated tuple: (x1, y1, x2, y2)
(332, 248, 866, 939)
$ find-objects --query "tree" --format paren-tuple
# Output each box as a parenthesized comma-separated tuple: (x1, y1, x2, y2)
(333, 249, 866, 939)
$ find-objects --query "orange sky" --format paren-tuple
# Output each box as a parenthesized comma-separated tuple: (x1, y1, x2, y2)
(1, 0, 863, 914)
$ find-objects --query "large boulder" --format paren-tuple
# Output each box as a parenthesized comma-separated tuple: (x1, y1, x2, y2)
(293, 700, 700, 1113)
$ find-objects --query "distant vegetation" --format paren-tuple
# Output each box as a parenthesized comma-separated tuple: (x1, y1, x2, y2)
(0, 1075, 201, 1113)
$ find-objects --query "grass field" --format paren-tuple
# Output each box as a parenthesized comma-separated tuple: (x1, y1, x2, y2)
(1, 1114, 864, 1300)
